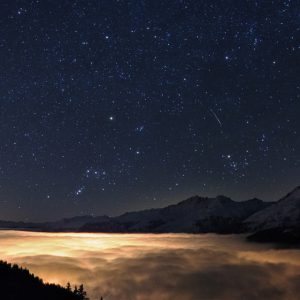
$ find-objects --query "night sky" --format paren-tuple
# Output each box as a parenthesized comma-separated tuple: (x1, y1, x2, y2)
(0, 1, 299, 221)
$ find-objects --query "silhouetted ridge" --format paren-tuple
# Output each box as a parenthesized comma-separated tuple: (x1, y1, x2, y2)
(0, 261, 88, 300)
(278, 186, 300, 202)
(176, 195, 204, 205)
(245, 185, 300, 244)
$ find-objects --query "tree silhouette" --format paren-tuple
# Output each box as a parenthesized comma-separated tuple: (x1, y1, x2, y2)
(66, 282, 72, 292)
(78, 284, 88, 300)
(0, 260, 88, 300)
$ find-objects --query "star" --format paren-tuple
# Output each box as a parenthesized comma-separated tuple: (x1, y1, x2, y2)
(0, 0, 297, 221)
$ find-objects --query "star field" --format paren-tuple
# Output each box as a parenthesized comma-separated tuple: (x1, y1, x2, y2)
(0, 0, 299, 221)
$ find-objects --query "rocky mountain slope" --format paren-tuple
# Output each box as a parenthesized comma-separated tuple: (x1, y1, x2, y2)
(245, 186, 300, 244)
(1, 186, 299, 244)
(245, 186, 300, 230)
(80, 195, 270, 233)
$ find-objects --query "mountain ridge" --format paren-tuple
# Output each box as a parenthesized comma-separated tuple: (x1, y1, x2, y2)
(79, 195, 270, 234)
(0, 187, 299, 244)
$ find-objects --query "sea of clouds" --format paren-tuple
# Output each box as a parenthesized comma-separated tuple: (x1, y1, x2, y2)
(0, 231, 299, 300)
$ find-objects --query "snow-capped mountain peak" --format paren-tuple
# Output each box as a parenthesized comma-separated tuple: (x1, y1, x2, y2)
(245, 186, 300, 230)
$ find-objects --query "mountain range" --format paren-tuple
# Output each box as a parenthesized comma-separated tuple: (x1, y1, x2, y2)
(80, 196, 270, 234)
(0, 186, 299, 244)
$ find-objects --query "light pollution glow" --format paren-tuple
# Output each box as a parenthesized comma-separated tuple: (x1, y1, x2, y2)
(0, 230, 300, 300)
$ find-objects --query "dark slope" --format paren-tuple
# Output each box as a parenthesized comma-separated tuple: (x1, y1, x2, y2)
(0, 261, 87, 300)
(246, 186, 300, 244)
(245, 186, 300, 230)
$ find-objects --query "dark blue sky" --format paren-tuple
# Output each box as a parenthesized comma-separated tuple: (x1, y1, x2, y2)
(0, 0, 299, 221)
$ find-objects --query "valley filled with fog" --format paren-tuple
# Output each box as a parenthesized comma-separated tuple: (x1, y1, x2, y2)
(1, 231, 300, 300)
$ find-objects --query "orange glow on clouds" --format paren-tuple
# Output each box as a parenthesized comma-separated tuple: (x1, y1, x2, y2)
(0, 230, 300, 300)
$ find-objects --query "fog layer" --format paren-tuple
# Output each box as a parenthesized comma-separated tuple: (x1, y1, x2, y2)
(0, 231, 299, 300)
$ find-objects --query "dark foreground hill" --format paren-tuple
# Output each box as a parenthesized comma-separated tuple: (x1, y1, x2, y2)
(0, 261, 88, 300)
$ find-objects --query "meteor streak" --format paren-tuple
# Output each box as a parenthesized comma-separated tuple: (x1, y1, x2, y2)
(209, 109, 222, 127)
